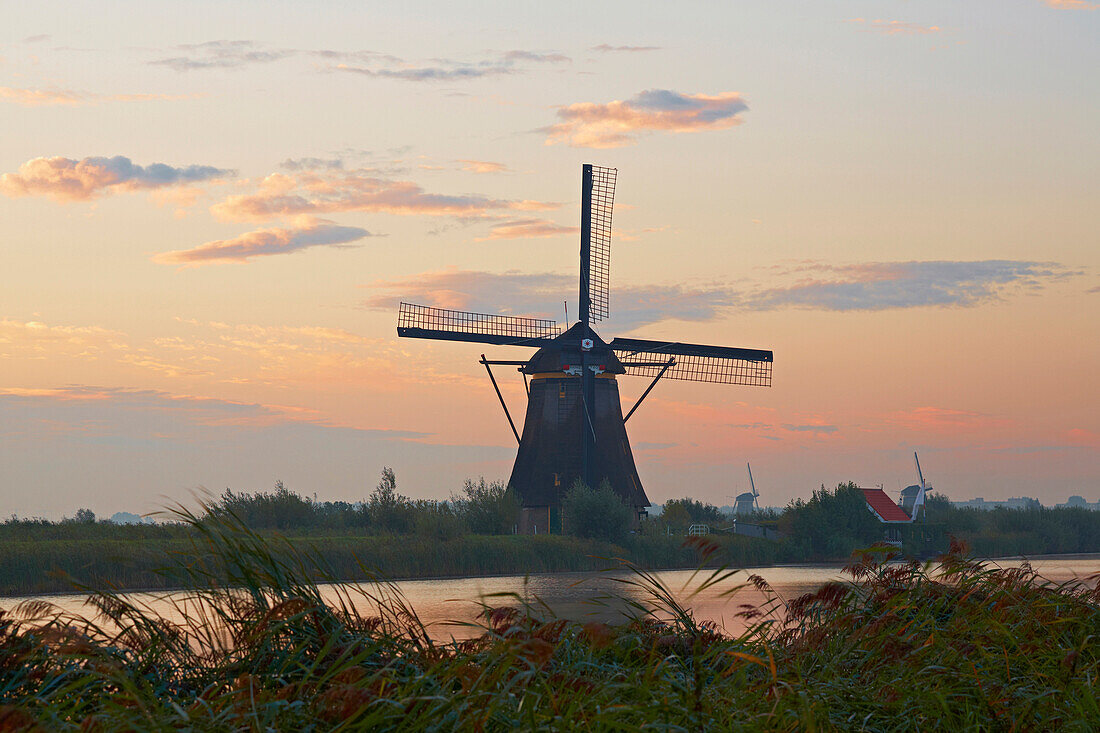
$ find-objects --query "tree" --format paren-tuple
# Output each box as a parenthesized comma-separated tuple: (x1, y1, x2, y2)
(562, 479, 633, 544)
(73, 508, 96, 523)
(658, 502, 692, 534)
(780, 482, 882, 559)
(368, 467, 412, 533)
(451, 477, 519, 535)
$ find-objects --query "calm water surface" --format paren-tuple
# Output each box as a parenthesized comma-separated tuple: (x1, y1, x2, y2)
(3, 555, 1097, 642)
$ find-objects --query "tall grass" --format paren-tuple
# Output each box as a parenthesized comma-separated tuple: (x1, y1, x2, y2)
(1, 503, 1097, 730)
(0, 527, 779, 596)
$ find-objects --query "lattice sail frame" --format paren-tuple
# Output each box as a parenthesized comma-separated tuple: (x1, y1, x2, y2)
(398, 302, 561, 340)
(586, 166, 616, 322)
(613, 341, 773, 387)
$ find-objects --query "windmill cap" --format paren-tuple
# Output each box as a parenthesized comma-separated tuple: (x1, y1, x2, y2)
(521, 322, 625, 375)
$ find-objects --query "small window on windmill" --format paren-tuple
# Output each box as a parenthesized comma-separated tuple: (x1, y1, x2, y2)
(559, 383, 566, 399)
(553, 472, 561, 487)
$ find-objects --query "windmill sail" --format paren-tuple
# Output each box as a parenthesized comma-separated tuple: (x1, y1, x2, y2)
(580, 165, 616, 323)
(397, 302, 560, 347)
(610, 337, 773, 386)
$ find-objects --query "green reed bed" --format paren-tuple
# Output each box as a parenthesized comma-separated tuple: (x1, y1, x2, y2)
(1, 507, 1097, 731)
(0, 528, 777, 596)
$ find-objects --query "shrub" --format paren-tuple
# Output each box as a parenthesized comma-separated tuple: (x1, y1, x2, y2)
(562, 479, 633, 544)
(451, 477, 518, 535)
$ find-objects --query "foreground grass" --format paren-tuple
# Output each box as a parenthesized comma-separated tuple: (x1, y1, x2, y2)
(1, 507, 1098, 731)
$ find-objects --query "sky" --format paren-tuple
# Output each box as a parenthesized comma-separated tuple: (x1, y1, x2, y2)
(1, 1, 1097, 519)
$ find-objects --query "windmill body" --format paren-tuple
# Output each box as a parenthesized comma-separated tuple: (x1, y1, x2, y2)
(396, 165, 773, 534)
(509, 323, 648, 533)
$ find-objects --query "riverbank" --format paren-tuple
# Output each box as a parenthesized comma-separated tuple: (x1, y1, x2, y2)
(2, 514, 1097, 731)
(0, 531, 782, 596)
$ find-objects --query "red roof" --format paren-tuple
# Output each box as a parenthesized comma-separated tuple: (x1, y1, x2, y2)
(860, 488, 912, 523)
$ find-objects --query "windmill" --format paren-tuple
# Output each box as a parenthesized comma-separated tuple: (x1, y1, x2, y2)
(899, 451, 930, 521)
(396, 164, 773, 534)
(734, 462, 760, 516)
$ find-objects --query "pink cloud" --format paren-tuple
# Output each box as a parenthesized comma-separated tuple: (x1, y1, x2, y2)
(544, 89, 748, 148)
(153, 217, 372, 265)
(886, 406, 1012, 434)
(458, 159, 508, 174)
(475, 218, 578, 241)
(0, 156, 232, 202)
(1064, 428, 1100, 447)
(210, 171, 556, 222)
(846, 18, 944, 35)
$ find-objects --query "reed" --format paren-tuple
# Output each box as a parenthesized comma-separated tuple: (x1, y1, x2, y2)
(1, 504, 1096, 730)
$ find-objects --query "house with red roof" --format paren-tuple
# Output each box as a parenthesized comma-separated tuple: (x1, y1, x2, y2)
(859, 487, 919, 547)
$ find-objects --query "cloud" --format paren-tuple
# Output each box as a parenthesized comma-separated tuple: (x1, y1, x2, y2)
(1039, 0, 1098, 8)
(846, 18, 944, 35)
(332, 62, 514, 81)
(503, 50, 570, 63)
(154, 217, 372, 265)
(0, 386, 512, 517)
(151, 40, 297, 71)
(280, 157, 344, 171)
(0, 156, 232, 202)
(22, 34, 51, 43)
(0, 87, 196, 107)
(590, 45, 661, 53)
(782, 424, 839, 434)
(210, 170, 555, 221)
(458, 159, 507, 174)
(361, 268, 740, 330)
(362, 260, 1075, 329)
(329, 49, 567, 82)
(886, 406, 1012, 434)
(0, 318, 127, 358)
(0, 87, 83, 105)
(634, 442, 676, 450)
(747, 261, 1075, 311)
(475, 218, 578, 241)
(543, 89, 748, 148)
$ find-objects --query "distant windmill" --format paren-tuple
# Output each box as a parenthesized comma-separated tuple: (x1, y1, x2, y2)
(396, 165, 773, 534)
(734, 462, 760, 516)
(899, 451, 930, 520)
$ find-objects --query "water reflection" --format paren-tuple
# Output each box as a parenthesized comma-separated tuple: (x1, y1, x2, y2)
(2, 555, 1096, 643)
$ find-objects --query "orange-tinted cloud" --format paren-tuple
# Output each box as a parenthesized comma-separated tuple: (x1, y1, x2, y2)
(154, 217, 372, 265)
(1040, 0, 1098, 8)
(846, 18, 943, 35)
(0, 156, 232, 202)
(0, 87, 197, 106)
(210, 171, 555, 221)
(0, 318, 127, 357)
(544, 89, 748, 148)
(475, 218, 578, 241)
